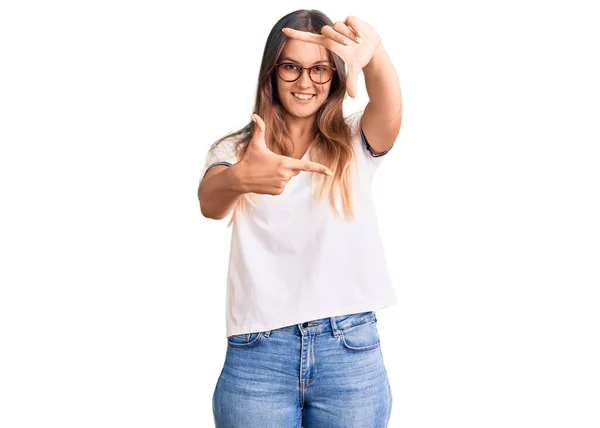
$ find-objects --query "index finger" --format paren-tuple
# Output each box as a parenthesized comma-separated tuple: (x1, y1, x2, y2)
(288, 158, 333, 176)
(282, 28, 328, 47)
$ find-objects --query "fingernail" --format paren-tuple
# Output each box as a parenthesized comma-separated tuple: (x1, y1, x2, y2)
(326, 170, 333, 176)
(355, 37, 362, 43)
(251, 114, 255, 123)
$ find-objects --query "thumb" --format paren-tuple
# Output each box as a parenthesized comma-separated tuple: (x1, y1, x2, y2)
(346, 67, 359, 99)
(250, 114, 267, 147)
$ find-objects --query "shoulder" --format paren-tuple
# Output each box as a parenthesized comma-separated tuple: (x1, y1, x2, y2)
(201, 136, 243, 180)
(344, 109, 392, 175)
(344, 110, 363, 136)
(209, 136, 241, 154)
(343, 110, 369, 155)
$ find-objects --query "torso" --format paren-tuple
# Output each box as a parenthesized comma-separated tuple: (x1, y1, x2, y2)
(292, 143, 312, 160)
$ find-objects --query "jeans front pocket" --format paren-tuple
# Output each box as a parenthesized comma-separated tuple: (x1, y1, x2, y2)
(226, 331, 265, 348)
(340, 320, 381, 351)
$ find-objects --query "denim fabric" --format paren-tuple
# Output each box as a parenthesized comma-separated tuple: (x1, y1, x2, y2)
(212, 311, 393, 427)
(203, 161, 233, 178)
(361, 127, 394, 157)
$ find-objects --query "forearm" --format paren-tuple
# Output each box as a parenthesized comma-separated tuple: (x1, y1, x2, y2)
(363, 42, 403, 118)
(198, 163, 247, 220)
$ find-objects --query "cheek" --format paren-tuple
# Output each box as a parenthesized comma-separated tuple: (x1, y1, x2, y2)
(319, 84, 332, 98)
(276, 86, 288, 103)
(276, 81, 291, 98)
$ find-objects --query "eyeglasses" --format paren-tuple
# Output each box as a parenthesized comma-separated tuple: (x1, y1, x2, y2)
(274, 62, 337, 84)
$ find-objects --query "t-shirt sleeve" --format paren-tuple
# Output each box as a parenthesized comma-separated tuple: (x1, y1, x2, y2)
(199, 138, 240, 183)
(346, 109, 395, 174)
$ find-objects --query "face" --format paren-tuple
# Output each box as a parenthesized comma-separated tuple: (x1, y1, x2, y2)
(275, 38, 333, 118)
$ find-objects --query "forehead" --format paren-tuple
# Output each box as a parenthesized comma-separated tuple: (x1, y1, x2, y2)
(281, 38, 330, 64)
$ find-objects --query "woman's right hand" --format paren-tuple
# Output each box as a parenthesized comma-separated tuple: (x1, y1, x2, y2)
(234, 113, 334, 195)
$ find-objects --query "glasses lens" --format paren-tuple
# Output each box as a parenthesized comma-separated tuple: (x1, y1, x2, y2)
(279, 64, 301, 81)
(310, 65, 333, 84)
(278, 63, 333, 83)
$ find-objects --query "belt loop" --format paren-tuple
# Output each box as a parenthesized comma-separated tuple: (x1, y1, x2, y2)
(264, 330, 271, 337)
(329, 316, 341, 337)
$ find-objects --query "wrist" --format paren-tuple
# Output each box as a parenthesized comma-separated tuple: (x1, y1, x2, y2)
(229, 162, 248, 194)
(364, 40, 385, 72)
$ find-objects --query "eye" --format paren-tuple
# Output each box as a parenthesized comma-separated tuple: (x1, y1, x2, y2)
(283, 63, 299, 71)
(314, 65, 328, 72)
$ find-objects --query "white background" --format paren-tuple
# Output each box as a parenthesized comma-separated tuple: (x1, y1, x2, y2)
(1, 1, 599, 427)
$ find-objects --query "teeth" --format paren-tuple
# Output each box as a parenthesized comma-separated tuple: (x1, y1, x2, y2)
(293, 93, 314, 100)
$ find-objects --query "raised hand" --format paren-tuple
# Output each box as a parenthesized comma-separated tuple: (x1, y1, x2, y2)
(282, 16, 381, 98)
(235, 114, 333, 195)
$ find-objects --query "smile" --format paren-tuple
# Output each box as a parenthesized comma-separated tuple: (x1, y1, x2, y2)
(292, 93, 316, 101)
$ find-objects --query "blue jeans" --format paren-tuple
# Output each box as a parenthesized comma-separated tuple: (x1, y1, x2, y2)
(212, 311, 393, 427)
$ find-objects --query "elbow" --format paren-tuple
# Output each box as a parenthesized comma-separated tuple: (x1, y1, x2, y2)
(199, 198, 229, 220)
(198, 188, 214, 219)
(199, 199, 216, 220)
(200, 206, 213, 219)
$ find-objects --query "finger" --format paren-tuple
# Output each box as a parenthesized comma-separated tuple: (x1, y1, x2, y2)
(251, 113, 265, 132)
(346, 66, 359, 99)
(289, 159, 334, 176)
(282, 27, 328, 47)
(256, 114, 265, 131)
(332, 21, 361, 43)
(344, 16, 364, 39)
(320, 25, 356, 47)
(250, 113, 267, 147)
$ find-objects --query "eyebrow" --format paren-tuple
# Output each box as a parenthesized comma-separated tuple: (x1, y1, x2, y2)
(280, 56, 331, 65)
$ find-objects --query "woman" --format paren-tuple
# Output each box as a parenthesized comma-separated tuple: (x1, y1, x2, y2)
(198, 9, 402, 428)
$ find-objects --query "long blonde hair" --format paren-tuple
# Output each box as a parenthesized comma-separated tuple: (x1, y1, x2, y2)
(206, 9, 360, 227)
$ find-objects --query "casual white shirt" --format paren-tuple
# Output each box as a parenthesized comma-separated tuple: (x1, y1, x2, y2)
(201, 109, 398, 337)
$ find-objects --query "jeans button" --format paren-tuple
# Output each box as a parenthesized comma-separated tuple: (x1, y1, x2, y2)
(302, 322, 309, 328)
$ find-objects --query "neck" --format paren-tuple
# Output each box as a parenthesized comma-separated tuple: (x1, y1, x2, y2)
(285, 114, 316, 144)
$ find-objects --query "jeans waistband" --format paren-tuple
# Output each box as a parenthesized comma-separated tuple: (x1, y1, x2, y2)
(262, 311, 377, 338)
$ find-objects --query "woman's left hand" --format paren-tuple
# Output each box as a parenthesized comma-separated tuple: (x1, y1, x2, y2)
(282, 16, 381, 98)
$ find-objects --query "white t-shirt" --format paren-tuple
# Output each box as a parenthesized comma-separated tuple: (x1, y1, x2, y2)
(201, 109, 398, 337)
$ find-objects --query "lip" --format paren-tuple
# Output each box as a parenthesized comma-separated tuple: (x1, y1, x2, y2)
(292, 92, 316, 103)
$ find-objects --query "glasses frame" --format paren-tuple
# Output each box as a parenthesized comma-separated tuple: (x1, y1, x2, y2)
(274, 62, 337, 84)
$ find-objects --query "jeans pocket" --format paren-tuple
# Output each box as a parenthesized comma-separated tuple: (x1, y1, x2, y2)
(340, 320, 381, 351)
(226, 331, 265, 348)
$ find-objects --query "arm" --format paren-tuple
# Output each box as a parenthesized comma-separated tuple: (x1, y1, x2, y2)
(361, 42, 403, 155)
(197, 163, 247, 220)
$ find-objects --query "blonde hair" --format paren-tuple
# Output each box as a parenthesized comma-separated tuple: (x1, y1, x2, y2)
(206, 9, 360, 228)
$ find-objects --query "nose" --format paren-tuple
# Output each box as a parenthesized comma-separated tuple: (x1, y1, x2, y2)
(297, 68, 313, 88)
